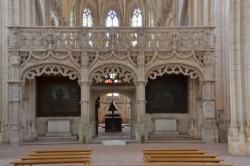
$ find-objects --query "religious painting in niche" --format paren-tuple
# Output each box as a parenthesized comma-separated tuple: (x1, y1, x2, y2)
(37, 77, 80, 117)
(146, 74, 188, 113)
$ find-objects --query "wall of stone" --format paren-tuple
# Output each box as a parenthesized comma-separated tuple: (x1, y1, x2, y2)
(228, 0, 250, 155)
(36, 117, 81, 137)
(0, 0, 3, 133)
(147, 113, 190, 135)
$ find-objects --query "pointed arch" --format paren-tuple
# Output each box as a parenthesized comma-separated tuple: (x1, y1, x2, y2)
(89, 64, 136, 84)
(130, 7, 143, 27)
(20, 63, 80, 81)
(146, 63, 204, 80)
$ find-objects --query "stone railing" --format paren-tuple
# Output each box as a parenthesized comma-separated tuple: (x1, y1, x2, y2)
(8, 26, 215, 51)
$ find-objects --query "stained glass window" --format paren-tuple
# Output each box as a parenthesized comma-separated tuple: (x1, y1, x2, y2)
(105, 73, 120, 97)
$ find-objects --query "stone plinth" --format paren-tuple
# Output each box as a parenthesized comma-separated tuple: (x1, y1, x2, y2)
(102, 140, 126, 145)
(154, 119, 179, 135)
(155, 119, 177, 131)
(46, 120, 71, 137)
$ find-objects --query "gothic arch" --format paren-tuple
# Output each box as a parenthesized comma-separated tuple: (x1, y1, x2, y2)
(101, 4, 122, 26)
(146, 63, 204, 80)
(89, 63, 137, 84)
(20, 63, 80, 81)
(127, 1, 144, 26)
(81, 0, 97, 26)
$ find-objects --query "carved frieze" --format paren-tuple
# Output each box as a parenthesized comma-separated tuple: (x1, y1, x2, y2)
(147, 64, 201, 80)
(89, 64, 135, 84)
(22, 64, 79, 80)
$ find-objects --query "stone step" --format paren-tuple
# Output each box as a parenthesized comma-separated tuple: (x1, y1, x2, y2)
(102, 140, 126, 145)
(37, 135, 78, 141)
(148, 134, 204, 143)
(21, 141, 81, 145)
(22, 135, 80, 145)
(90, 139, 137, 144)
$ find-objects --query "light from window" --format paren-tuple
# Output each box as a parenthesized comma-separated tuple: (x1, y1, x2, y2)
(82, 8, 93, 46)
(106, 10, 119, 27)
(131, 8, 142, 47)
(104, 73, 120, 84)
(83, 8, 93, 27)
(69, 11, 74, 27)
(107, 93, 119, 97)
(131, 8, 142, 27)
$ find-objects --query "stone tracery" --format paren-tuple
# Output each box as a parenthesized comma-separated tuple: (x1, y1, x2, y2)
(90, 64, 136, 84)
(21, 64, 79, 80)
(147, 64, 202, 80)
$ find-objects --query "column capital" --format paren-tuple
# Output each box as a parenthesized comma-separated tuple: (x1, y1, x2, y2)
(135, 80, 147, 86)
(78, 80, 91, 86)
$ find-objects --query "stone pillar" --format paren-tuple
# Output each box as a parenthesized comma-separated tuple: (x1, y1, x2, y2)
(188, 78, 196, 137)
(79, 80, 91, 143)
(130, 93, 137, 138)
(8, 49, 22, 144)
(78, 52, 91, 143)
(201, 81, 218, 143)
(136, 81, 147, 143)
(201, 48, 218, 143)
(136, 51, 147, 143)
(228, 0, 250, 155)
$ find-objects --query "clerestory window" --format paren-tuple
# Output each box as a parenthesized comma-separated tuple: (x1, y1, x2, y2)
(131, 8, 143, 47)
(82, 8, 93, 27)
(131, 8, 142, 27)
(106, 10, 119, 27)
(82, 8, 93, 47)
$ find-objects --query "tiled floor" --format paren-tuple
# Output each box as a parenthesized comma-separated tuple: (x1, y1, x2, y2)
(0, 143, 249, 166)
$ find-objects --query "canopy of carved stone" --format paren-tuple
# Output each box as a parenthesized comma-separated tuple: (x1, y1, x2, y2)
(89, 64, 136, 84)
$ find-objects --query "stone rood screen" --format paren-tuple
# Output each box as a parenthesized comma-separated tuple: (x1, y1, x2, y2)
(8, 27, 215, 51)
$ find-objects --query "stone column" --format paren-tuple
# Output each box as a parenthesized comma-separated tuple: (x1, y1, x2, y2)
(201, 48, 218, 143)
(8, 49, 22, 144)
(228, 0, 250, 155)
(201, 80, 218, 143)
(78, 52, 91, 143)
(136, 80, 147, 143)
(79, 80, 91, 143)
(136, 51, 147, 143)
(188, 78, 196, 137)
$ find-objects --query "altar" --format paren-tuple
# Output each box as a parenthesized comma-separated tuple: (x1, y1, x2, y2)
(105, 101, 122, 132)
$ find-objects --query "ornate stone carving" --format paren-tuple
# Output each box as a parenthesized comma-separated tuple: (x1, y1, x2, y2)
(22, 64, 79, 80)
(9, 27, 215, 52)
(90, 65, 135, 83)
(147, 64, 201, 80)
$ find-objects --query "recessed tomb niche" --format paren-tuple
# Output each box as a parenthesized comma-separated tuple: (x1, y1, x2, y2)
(146, 74, 188, 113)
(37, 76, 81, 117)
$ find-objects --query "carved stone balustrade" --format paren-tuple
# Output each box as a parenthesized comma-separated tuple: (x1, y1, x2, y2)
(8, 27, 215, 52)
